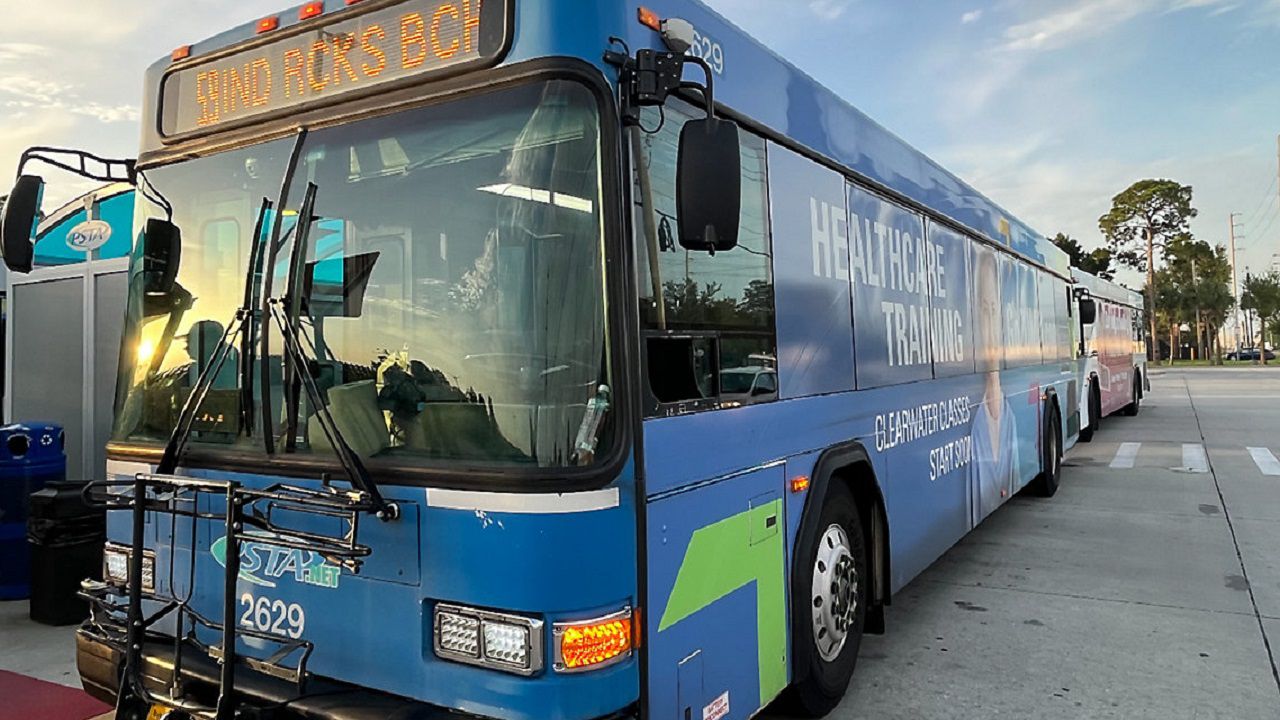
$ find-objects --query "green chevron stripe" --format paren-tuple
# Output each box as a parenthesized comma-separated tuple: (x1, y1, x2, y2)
(658, 500, 787, 707)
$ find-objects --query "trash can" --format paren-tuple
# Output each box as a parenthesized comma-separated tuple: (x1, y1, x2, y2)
(27, 482, 105, 625)
(0, 423, 66, 600)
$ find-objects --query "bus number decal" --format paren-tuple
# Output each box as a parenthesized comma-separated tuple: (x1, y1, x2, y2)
(239, 593, 306, 639)
(688, 31, 725, 75)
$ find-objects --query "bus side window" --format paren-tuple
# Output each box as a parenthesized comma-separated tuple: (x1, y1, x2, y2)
(633, 99, 776, 416)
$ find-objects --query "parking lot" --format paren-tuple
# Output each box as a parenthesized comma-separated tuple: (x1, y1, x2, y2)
(4, 368, 1280, 720)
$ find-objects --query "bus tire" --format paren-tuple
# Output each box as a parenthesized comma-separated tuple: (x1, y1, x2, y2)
(1029, 404, 1062, 497)
(1122, 374, 1141, 416)
(1078, 381, 1100, 443)
(788, 482, 867, 718)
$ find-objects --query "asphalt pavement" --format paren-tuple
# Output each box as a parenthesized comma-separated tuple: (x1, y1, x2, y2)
(780, 366, 1280, 720)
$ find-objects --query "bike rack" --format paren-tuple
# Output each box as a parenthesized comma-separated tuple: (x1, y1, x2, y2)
(82, 473, 379, 719)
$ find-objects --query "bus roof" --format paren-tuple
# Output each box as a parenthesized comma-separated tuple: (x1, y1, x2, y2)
(140, 0, 1071, 277)
(1073, 268, 1144, 308)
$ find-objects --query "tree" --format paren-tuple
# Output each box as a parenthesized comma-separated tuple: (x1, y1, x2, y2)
(1099, 180, 1198, 358)
(1156, 234, 1234, 364)
(1050, 233, 1115, 280)
(1241, 272, 1280, 364)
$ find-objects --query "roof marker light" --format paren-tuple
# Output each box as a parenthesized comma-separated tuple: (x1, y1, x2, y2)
(170, 45, 192, 62)
(256, 15, 280, 34)
(345, 0, 365, 4)
(638, 7, 662, 32)
(299, 1, 325, 20)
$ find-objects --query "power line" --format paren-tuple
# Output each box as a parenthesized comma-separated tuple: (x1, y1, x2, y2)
(1240, 175, 1278, 229)
(1243, 201, 1279, 242)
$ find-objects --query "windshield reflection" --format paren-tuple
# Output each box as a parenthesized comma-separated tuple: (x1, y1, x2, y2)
(113, 80, 612, 472)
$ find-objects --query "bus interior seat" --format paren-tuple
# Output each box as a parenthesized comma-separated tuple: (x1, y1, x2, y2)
(308, 379, 389, 459)
(402, 402, 580, 464)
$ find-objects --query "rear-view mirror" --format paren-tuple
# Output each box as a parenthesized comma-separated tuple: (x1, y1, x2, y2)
(1079, 298, 1098, 326)
(141, 218, 182, 296)
(304, 251, 381, 319)
(0, 175, 45, 274)
(676, 117, 741, 253)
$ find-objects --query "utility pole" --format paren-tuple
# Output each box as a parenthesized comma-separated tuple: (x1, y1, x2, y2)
(1192, 257, 1204, 361)
(1229, 213, 1244, 351)
(1245, 268, 1255, 357)
(1146, 225, 1158, 361)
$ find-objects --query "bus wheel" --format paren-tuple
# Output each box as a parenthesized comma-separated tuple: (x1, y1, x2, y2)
(1122, 375, 1141, 416)
(1078, 381, 1100, 443)
(1030, 406, 1062, 497)
(790, 483, 867, 717)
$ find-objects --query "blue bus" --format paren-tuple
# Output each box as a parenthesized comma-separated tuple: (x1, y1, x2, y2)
(0, 2, 1090, 719)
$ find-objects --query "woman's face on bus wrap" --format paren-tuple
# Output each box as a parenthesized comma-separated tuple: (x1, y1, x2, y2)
(975, 252, 1001, 372)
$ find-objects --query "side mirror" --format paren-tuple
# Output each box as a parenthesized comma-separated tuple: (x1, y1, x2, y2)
(676, 117, 741, 253)
(1079, 298, 1097, 326)
(0, 175, 45, 274)
(141, 218, 181, 296)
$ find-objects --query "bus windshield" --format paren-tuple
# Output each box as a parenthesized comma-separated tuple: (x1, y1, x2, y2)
(112, 80, 614, 472)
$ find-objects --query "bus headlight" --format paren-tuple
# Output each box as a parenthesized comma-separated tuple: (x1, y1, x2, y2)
(102, 543, 156, 593)
(553, 608, 633, 672)
(433, 604, 543, 675)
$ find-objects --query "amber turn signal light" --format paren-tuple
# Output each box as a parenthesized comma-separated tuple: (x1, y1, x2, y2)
(553, 608, 633, 672)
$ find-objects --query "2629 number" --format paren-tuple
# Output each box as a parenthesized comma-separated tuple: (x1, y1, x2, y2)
(239, 593, 305, 639)
(688, 31, 725, 75)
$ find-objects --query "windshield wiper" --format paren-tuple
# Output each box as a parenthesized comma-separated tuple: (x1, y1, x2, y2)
(267, 301, 395, 519)
(281, 182, 319, 453)
(266, 182, 397, 520)
(155, 309, 248, 476)
(154, 200, 276, 475)
(259, 128, 309, 455)
(238, 197, 272, 437)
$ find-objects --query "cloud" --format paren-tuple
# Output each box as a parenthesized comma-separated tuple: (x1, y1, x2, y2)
(961, 9, 983, 24)
(999, 0, 1236, 53)
(1000, 0, 1150, 52)
(808, 0, 851, 21)
(0, 74, 138, 124)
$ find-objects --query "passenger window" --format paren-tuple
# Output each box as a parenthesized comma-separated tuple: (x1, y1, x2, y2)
(633, 99, 776, 416)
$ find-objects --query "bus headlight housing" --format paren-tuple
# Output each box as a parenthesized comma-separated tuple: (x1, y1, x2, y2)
(102, 543, 156, 593)
(553, 607, 633, 672)
(433, 604, 543, 675)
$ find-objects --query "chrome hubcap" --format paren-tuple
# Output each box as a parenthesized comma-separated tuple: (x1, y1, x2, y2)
(811, 523, 858, 662)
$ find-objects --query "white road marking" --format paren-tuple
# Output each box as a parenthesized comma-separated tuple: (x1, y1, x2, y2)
(1110, 442, 1142, 469)
(1181, 444, 1209, 473)
(1248, 447, 1280, 477)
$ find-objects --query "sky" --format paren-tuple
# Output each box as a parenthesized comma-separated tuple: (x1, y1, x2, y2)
(2, 0, 1280, 285)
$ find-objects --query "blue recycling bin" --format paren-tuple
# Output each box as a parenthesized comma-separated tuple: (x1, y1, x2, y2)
(0, 423, 66, 600)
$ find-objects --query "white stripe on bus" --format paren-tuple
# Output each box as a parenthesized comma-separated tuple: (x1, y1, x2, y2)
(1182, 444, 1209, 474)
(1110, 442, 1141, 469)
(1248, 448, 1280, 477)
(425, 487, 620, 514)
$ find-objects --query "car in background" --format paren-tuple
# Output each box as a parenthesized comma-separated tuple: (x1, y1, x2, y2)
(719, 365, 779, 405)
(1226, 348, 1276, 361)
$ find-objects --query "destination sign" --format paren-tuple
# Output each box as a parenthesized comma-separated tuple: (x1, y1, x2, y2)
(160, 0, 506, 136)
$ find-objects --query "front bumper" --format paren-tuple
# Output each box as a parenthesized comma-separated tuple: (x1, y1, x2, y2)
(77, 627, 636, 720)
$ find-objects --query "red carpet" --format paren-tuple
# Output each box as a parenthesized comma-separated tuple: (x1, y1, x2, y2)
(0, 670, 110, 720)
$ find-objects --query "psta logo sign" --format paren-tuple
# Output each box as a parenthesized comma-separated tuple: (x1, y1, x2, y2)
(211, 535, 342, 590)
(66, 220, 112, 252)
